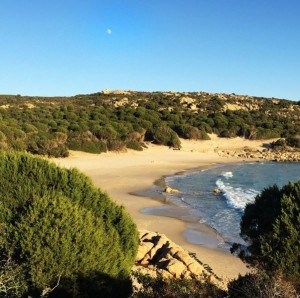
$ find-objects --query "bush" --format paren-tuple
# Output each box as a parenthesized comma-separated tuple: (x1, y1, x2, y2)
(228, 271, 298, 298)
(239, 181, 300, 276)
(286, 135, 300, 148)
(270, 138, 286, 150)
(0, 151, 139, 297)
(126, 140, 143, 151)
(176, 125, 210, 140)
(132, 273, 226, 298)
(151, 125, 181, 148)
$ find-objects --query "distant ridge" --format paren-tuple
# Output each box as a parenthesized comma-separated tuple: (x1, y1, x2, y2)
(0, 90, 299, 157)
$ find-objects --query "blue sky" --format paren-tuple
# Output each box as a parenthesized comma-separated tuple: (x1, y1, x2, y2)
(1, 0, 299, 100)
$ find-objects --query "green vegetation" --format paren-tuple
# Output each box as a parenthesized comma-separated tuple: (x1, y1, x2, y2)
(132, 273, 226, 298)
(239, 181, 300, 276)
(0, 91, 299, 156)
(0, 151, 138, 297)
(228, 271, 299, 298)
(229, 180, 300, 297)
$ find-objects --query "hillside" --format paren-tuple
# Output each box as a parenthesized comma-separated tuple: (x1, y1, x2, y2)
(0, 90, 299, 157)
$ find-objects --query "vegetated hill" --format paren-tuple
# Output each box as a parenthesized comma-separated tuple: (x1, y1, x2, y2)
(0, 90, 299, 157)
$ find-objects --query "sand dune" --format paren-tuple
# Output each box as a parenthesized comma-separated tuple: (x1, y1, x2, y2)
(53, 136, 266, 282)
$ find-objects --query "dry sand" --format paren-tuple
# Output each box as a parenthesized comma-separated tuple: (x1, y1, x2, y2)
(53, 135, 266, 282)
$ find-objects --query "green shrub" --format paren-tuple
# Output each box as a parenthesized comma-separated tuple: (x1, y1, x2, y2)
(228, 271, 298, 298)
(67, 131, 109, 154)
(239, 181, 300, 276)
(150, 125, 181, 148)
(286, 135, 300, 148)
(0, 151, 139, 297)
(132, 273, 226, 298)
(126, 140, 143, 151)
(270, 138, 287, 149)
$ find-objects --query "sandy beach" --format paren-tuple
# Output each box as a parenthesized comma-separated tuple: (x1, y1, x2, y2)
(53, 135, 267, 282)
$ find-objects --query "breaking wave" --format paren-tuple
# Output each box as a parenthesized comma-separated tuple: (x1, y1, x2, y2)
(216, 179, 259, 211)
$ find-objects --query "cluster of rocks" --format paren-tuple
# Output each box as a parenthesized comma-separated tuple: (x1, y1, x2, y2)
(218, 147, 300, 162)
(132, 230, 219, 285)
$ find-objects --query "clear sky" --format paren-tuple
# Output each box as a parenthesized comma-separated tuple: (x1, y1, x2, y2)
(1, 0, 299, 100)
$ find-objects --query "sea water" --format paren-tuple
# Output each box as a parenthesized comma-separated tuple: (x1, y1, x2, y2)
(164, 162, 300, 248)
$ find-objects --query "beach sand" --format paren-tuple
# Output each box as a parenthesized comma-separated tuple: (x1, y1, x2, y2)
(53, 135, 265, 282)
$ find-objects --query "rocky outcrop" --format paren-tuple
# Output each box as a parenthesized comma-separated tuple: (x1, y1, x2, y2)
(132, 230, 220, 285)
(218, 147, 300, 162)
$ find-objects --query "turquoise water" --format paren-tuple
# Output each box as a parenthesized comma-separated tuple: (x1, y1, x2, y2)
(165, 162, 300, 247)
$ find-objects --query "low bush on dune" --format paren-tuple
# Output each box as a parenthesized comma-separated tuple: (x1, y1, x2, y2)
(0, 151, 138, 297)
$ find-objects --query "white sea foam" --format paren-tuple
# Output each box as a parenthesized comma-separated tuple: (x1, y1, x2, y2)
(221, 171, 233, 179)
(216, 179, 259, 211)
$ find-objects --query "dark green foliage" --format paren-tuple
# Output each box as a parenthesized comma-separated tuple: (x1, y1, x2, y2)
(286, 135, 300, 148)
(132, 273, 226, 298)
(176, 125, 210, 140)
(150, 125, 181, 148)
(0, 151, 139, 297)
(270, 138, 287, 150)
(126, 140, 144, 151)
(228, 271, 299, 298)
(239, 181, 300, 276)
(0, 91, 298, 156)
(67, 131, 106, 154)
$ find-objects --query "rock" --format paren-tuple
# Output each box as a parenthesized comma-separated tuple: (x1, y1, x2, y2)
(136, 242, 154, 261)
(188, 262, 204, 276)
(166, 258, 186, 278)
(140, 254, 151, 265)
(132, 230, 221, 287)
(140, 230, 157, 241)
(159, 269, 174, 279)
(213, 188, 221, 194)
(148, 236, 169, 259)
(164, 187, 181, 194)
(174, 251, 194, 267)
(208, 274, 218, 284)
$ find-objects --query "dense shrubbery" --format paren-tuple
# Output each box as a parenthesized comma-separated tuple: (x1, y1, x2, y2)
(239, 181, 300, 276)
(286, 135, 300, 148)
(0, 91, 298, 156)
(228, 271, 299, 298)
(132, 273, 226, 298)
(0, 151, 138, 297)
(229, 180, 300, 297)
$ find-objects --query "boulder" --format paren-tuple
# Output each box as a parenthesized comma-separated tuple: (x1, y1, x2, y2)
(164, 187, 181, 194)
(149, 237, 169, 259)
(188, 262, 204, 276)
(132, 230, 221, 287)
(140, 254, 151, 265)
(136, 242, 154, 261)
(166, 258, 186, 278)
(174, 251, 194, 267)
(213, 188, 221, 194)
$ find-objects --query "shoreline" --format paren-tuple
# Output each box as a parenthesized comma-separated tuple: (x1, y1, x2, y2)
(53, 137, 269, 281)
(131, 162, 235, 253)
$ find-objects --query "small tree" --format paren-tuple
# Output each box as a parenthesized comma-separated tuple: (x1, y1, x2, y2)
(239, 181, 300, 276)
